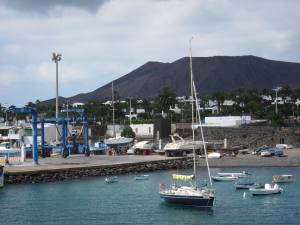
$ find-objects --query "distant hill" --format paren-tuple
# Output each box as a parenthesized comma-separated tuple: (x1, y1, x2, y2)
(42, 55, 300, 104)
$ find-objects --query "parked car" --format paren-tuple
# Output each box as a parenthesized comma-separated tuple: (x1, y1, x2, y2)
(260, 147, 284, 157)
(261, 150, 272, 157)
(254, 145, 270, 155)
(273, 148, 284, 157)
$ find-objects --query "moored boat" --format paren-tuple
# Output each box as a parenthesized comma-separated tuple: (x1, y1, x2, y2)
(159, 184, 215, 207)
(249, 183, 283, 195)
(135, 175, 149, 180)
(105, 176, 118, 183)
(159, 39, 215, 208)
(207, 152, 221, 159)
(272, 175, 293, 183)
(217, 171, 250, 178)
(0, 142, 21, 156)
(212, 175, 238, 182)
(234, 181, 263, 189)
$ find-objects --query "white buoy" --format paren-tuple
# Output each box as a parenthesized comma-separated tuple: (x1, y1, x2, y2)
(21, 144, 26, 163)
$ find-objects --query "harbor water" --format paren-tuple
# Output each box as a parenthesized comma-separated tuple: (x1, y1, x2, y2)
(0, 167, 299, 225)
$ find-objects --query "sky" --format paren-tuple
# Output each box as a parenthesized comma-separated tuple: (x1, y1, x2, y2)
(0, 0, 300, 107)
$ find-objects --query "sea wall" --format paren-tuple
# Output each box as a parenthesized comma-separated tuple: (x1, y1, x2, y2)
(4, 158, 194, 185)
(199, 126, 300, 148)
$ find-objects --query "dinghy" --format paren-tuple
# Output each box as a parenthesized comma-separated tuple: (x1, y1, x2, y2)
(272, 175, 293, 183)
(105, 176, 118, 183)
(212, 175, 238, 182)
(135, 175, 149, 180)
(217, 171, 250, 178)
(249, 183, 283, 195)
(234, 182, 263, 189)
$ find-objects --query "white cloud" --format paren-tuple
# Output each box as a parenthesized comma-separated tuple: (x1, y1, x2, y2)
(0, 0, 300, 106)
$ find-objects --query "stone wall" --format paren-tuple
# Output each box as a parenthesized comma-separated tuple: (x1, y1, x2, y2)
(5, 158, 194, 185)
(198, 125, 300, 149)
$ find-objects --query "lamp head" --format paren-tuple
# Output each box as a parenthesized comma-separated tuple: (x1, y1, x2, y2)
(52, 52, 62, 62)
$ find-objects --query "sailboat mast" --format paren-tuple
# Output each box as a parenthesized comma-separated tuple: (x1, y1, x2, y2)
(189, 37, 196, 183)
(129, 98, 132, 125)
(112, 82, 115, 138)
(192, 81, 213, 186)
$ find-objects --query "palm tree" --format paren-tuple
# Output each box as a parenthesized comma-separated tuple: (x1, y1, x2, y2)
(157, 87, 176, 113)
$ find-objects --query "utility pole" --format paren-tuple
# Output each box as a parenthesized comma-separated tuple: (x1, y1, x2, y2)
(129, 98, 132, 125)
(52, 52, 62, 143)
(112, 82, 115, 138)
(273, 87, 281, 114)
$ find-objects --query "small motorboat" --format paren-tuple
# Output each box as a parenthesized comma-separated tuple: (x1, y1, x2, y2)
(207, 152, 221, 159)
(217, 171, 250, 178)
(234, 181, 263, 189)
(135, 175, 149, 180)
(272, 175, 293, 183)
(212, 175, 238, 182)
(105, 176, 118, 183)
(249, 183, 283, 195)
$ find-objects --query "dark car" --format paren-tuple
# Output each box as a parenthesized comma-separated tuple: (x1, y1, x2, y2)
(254, 145, 271, 155)
(273, 148, 284, 157)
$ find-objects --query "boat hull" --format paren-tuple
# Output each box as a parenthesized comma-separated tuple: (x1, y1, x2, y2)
(249, 188, 282, 195)
(212, 176, 238, 182)
(250, 190, 282, 195)
(105, 176, 118, 183)
(235, 183, 263, 189)
(159, 194, 214, 207)
(273, 175, 293, 183)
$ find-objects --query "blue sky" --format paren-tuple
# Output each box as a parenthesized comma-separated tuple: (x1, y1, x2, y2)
(0, 0, 300, 107)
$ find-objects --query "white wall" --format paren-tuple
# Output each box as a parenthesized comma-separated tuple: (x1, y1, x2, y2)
(22, 124, 73, 145)
(130, 124, 154, 138)
(204, 116, 252, 127)
(106, 124, 124, 137)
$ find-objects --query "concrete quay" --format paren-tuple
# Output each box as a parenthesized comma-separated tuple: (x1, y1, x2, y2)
(3, 148, 300, 185)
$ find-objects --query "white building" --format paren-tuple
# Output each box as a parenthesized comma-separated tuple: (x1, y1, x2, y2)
(130, 124, 154, 138)
(223, 100, 235, 106)
(169, 104, 181, 114)
(261, 95, 272, 101)
(22, 123, 72, 145)
(72, 102, 85, 107)
(106, 124, 124, 137)
(136, 108, 145, 114)
(203, 116, 252, 127)
(106, 124, 154, 138)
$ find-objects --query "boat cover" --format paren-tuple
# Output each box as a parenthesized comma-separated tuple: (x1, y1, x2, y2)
(172, 174, 194, 181)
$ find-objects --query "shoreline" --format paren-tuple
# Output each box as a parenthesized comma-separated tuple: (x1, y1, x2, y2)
(3, 148, 300, 185)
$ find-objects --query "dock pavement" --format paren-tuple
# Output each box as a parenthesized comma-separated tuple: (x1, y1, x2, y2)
(3, 148, 300, 175)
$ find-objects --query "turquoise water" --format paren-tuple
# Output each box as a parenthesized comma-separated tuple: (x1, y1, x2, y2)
(0, 167, 299, 225)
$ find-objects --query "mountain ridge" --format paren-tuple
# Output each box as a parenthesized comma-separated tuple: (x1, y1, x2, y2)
(42, 55, 300, 104)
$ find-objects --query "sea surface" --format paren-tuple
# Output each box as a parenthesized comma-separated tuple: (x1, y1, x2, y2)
(0, 167, 299, 225)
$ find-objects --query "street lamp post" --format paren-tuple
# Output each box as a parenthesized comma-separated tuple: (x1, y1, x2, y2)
(52, 52, 62, 142)
(273, 87, 282, 114)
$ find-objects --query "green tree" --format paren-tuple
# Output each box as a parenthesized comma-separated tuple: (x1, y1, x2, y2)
(121, 126, 135, 138)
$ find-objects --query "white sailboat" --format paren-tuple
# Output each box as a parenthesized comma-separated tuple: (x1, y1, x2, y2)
(159, 38, 215, 207)
(104, 82, 133, 152)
